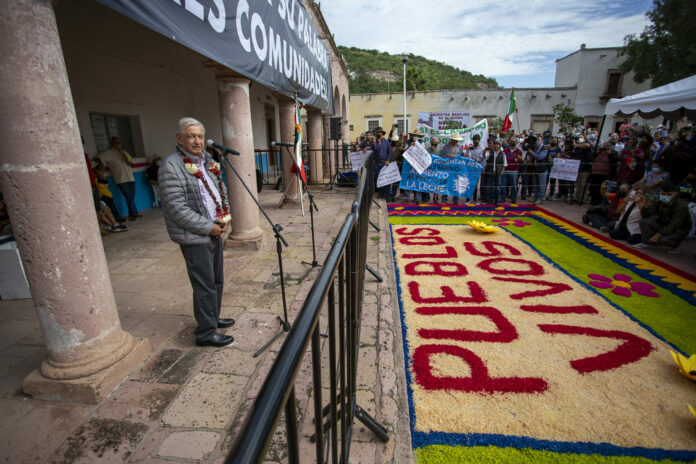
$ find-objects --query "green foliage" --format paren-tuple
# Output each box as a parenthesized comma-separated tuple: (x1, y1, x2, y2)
(620, 0, 696, 87)
(489, 117, 505, 132)
(440, 119, 463, 130)
(553, 104, 583, 132)
(339, 46, 498, 94)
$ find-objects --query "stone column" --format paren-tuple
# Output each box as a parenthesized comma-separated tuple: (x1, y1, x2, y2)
(306, 109, 323, 184)
(213, 72, 264, 250)
(278, 98, 299, 204)
(0, 0, 149, 403)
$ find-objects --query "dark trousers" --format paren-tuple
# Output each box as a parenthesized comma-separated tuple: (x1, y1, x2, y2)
(609, 226, 642, 244)
(180, 238, 224, 343)
(482, 173, 501, 204)
(638, 216, 688, 248)
(101, 195, 121, 219)
(117, 181, 138, 217)
(588, 174, 608, 205)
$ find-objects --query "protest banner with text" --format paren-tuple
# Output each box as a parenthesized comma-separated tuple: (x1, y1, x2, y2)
(418, 119, 489, 150)
(400, 155, 482, 199)
(549, 158, 581, 181)
(376, 162, 402, 188)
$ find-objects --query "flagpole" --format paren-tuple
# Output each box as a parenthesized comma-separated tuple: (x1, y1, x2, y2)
(514, 88, 521, 135)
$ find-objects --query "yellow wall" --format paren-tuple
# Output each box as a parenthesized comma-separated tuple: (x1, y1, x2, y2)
(349, 91, 442, 141)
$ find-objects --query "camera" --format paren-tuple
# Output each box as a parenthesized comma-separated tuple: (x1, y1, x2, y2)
(522, 135, 538, 151)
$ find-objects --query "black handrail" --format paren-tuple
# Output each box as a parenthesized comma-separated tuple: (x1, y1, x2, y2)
(226, 154, 386, 464)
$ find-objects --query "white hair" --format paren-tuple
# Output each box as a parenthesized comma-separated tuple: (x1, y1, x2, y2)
(177, 117, 205, 135)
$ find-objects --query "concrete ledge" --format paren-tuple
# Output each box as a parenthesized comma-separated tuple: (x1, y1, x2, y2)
(22, 338, 151, 404)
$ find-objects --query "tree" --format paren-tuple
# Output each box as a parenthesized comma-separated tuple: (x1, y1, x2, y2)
(553, 104, 583, 133)
(406, 67, 427, 91)
(440, 119, 463, 130)
(488, 117, 505, 133)
(620, 0, 696, 87)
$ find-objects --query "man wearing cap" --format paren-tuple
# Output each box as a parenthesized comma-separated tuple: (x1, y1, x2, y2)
(428, 137, 442, 156)
(635, 180, 692, 253)
(482, 138, 507, 205)
(372, 127, 393, 200)
(466, 134, 485, 203)
(439, 134, 464, 204)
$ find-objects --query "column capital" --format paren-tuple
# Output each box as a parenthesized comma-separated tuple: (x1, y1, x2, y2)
(273, 91, 295, 104)
(203, 60, 248, 83)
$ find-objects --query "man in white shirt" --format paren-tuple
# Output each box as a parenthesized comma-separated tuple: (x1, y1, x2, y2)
(96, 137, 140, 220)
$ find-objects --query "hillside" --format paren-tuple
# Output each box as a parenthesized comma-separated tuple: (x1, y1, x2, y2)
(339, 46, 499, 94)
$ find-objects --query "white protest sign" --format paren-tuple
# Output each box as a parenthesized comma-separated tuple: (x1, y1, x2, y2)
(376, 162, 401, 188)
(349, 150, 370, 171)
(549, 158, 581, 181)
(403, 143, 432, 174)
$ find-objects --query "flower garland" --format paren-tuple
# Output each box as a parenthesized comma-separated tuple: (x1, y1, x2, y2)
(178, 146, 232, 224)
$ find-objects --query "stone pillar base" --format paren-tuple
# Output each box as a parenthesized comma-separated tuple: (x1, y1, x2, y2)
(225, 236, 264, 251)
(225, 226, 264, 251)
(22, 338, 151, 404)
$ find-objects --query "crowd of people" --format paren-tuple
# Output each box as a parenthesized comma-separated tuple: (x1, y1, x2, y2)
(355, 119, 696, 253)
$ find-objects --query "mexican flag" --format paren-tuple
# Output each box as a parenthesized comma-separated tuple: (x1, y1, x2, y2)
(293, 98, 307, 184)
(502, 89, 516, 134)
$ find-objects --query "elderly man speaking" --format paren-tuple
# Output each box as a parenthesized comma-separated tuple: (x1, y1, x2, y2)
(159, 117, 236, 347)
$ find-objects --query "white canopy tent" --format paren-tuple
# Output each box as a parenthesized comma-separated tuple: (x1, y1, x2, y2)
(604, 74, 696, 120)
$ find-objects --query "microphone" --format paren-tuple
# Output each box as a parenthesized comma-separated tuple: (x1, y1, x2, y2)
(271, 141, 294, 148)
(206, 139, 240, 156)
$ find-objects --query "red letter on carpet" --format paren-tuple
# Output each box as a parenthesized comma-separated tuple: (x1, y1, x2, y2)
(408, 281, 487, 304)
(405, 261, 468, 277)
(416, 306, 517, 342)
(413, 344, 548, 393)
(537, 324, 654, 373)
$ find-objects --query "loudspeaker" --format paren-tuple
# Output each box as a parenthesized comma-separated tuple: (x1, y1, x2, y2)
(330, 117, 342, 140)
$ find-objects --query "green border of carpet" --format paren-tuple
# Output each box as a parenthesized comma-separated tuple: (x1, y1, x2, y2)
(416, 445, 696, 464)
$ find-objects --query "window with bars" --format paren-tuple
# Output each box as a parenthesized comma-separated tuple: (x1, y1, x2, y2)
(89, 112, 137, 155)
(395, 118, 409, 134)
(366, 118, 381, 132)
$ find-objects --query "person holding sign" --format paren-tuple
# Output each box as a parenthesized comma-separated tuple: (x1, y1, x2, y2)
(482, 138, 507, 205)
(465, 134, 485, 203)
(439, 134, 464, 204)
(405, 128, 427, 202)
(373, 127, 392, 200)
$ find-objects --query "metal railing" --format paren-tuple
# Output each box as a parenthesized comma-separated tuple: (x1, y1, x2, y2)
(227, 153, 388, 464)
(254, 144, 356, 190)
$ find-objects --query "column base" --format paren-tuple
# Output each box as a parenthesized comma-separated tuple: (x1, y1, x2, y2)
(22, 337, 151, 404)
(225, 235, 264, 251)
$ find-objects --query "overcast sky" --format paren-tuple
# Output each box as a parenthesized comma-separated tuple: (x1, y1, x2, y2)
(319, 0, 653, 88)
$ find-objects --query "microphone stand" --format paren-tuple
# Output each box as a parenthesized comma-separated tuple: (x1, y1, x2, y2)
(276, 144, 321, 283)
(219, 151, 292, 358)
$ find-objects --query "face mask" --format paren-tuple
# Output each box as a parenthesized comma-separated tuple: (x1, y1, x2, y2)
(629, 190, 636, 199)
(659, 194, 672, 204)
(503, 143, 509, 148)
(652, 167, 661, 173)
(577, 138, 585, 143)
(588, 134, 596, 141)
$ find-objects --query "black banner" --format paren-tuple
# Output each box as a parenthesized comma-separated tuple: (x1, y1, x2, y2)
(97, 0, 334, 113)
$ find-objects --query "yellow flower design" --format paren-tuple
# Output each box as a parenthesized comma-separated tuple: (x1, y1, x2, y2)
(467, 220, 499, 233)
(185, 163, 199, 175)
(669, 350, 696, 382)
